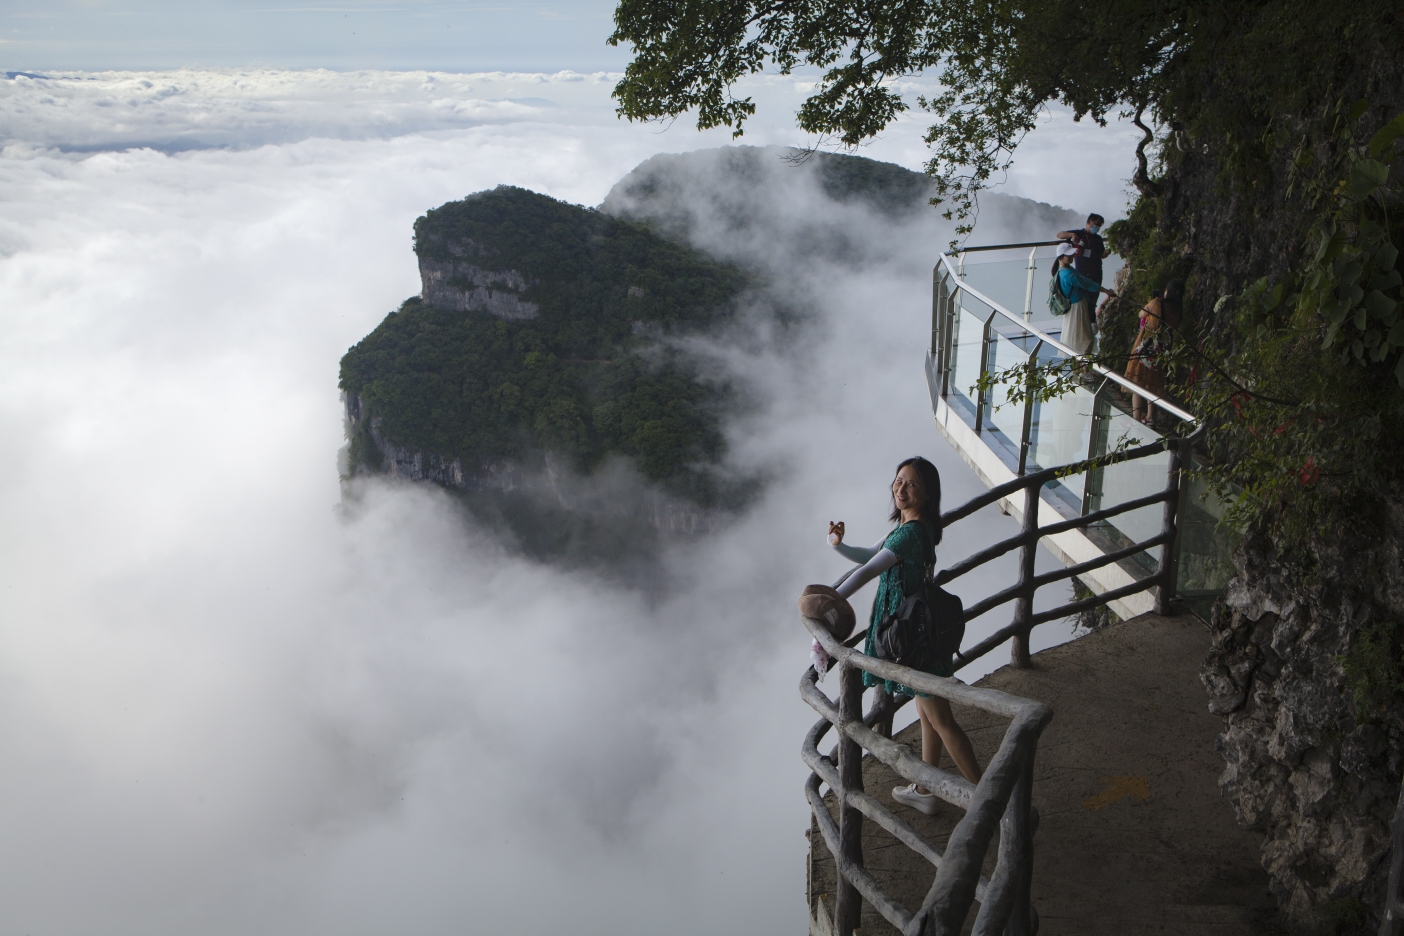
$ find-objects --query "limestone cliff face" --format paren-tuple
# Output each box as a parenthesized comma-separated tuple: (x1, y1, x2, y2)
(344, 390, 518, 491)
(418, 255, 539, 320)
(1201, 507, 1404, 927)
(342, 392, 723, 536)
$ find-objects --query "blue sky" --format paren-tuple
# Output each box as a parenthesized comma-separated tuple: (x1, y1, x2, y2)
(2, 0, 629, 72)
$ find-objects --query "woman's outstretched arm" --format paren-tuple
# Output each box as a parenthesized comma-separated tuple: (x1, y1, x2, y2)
(835, 548, 898, 599)
(828, 521, 885, 564)
(831, 536, 886, 565)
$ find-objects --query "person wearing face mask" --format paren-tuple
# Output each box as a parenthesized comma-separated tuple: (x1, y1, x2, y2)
(1053, 244, 1118, 356)
(1056, 214, 1109, 286)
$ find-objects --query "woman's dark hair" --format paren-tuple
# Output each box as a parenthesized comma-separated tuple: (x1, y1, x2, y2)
(888, 456, 943, 546)
(1163, 279, 1185, 305)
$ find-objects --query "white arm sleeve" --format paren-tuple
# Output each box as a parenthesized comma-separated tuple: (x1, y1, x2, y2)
(831, 536, 886, 565)
(835, 548, 898, 599)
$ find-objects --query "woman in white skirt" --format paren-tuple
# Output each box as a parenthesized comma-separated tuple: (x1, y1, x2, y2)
(1054, 243, 1117, 355)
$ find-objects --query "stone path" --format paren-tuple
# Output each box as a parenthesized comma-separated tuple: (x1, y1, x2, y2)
(807, 612, 1278, 935)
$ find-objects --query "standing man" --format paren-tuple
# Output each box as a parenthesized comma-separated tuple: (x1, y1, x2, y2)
(1056, 214, 1108, 286)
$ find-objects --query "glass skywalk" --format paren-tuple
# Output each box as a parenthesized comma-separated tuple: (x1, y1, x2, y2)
(928, 243, 1235, 617)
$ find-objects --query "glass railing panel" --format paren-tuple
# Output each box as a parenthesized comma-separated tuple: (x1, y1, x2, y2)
(948, 303, 990, 406)
(958, 252, 1059, 335)
(1178, 475, 1239, 611)
(935, 245, 1231, 606)
(958, 258, 1035, 319)
(1097, 410, 1168, 563)
(957, 251, 1127, 341)
(985, 331, 1030, 454)
(1026, 361, 1094, 504)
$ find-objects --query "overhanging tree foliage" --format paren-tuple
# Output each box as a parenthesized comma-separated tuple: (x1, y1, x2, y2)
(611, 0, 1199, 228)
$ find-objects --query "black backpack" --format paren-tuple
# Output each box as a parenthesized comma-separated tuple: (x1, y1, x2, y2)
(870, 516, 966, 678)
(872, 583, 965, 675)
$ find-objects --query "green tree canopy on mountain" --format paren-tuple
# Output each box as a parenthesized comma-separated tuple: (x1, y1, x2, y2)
(339, 186, 749, 505)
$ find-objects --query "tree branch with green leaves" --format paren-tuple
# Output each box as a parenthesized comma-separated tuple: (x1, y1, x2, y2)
(609, 0, 1179, 229)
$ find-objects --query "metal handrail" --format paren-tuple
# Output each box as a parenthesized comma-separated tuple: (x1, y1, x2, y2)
(935, 247, 1199, 425)
(945, 241, 1063, 254)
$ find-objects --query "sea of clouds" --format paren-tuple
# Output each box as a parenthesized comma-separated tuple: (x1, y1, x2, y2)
(0, 69, 1144, 935)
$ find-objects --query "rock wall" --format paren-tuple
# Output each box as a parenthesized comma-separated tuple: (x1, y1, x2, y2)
(344, 390, 522, 492)
(342, 391, 724, 536)
(418, 256, 539, 320)
(1201, 503, 1404, 929)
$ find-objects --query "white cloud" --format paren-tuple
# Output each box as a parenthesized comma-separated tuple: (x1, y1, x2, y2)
(0, 68, 1135, 934)
(1, 68, 1145, 222)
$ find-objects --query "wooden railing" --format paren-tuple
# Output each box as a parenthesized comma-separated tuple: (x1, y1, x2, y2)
(802, 429, 1201, 936)
(803, 625, 1050, 936)
(942, 431, 1196, 669)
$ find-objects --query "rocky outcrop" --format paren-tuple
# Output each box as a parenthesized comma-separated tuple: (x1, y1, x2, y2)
(344, 390, 522, 492)
(1201, 505, 1404, 929)
(342, 391, 725, 536)
(418, 256, 539, 320)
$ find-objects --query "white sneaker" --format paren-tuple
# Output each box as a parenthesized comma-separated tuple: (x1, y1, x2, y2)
(892, 783, 939, 815)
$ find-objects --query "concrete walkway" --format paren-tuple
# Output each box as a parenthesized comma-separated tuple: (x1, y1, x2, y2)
(807, 612, 1277, 935)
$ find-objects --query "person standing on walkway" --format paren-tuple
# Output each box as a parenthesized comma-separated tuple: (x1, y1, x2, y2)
(826, 456, 982, 814)
(1055, 244, 1117, 356)
(1057, 213, 1109, 286)
(1124, 280, 1184, 425)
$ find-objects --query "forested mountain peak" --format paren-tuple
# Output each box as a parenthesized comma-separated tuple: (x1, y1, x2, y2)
(339, 185, 749, 519)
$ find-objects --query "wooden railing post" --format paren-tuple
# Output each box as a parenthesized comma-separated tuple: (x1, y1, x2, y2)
(998, 755, 1037, 936)
(872, 686, 894, 739)
(1010, 481, 1039, 669)
(1155, 437, 1184, 615)
(834, 661, 865, 936)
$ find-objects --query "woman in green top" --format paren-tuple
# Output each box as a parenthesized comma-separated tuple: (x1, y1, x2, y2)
(827, 456, 982, 814)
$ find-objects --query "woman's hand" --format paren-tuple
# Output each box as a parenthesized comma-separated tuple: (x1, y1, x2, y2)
(828, 521, 845, 546)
